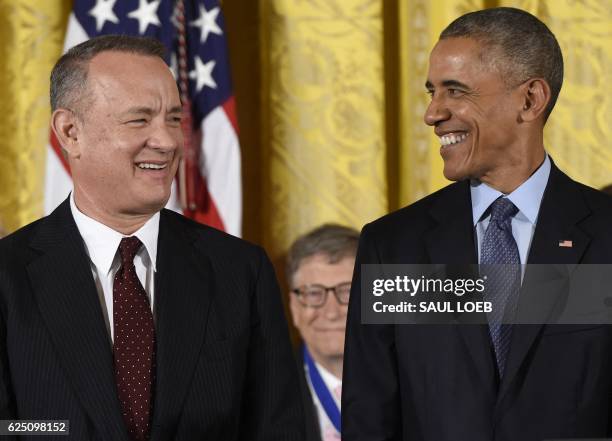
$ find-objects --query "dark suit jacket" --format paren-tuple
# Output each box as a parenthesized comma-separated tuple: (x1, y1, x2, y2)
(296, 349, 323, 441)
(343, 162, 612, 440)
(0, 200, 304, 441)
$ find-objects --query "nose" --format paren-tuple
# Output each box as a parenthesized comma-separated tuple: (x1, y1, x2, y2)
(424, 94, 451, 127)
(321, 292, 343, 320)
(147, 119, 182, 152)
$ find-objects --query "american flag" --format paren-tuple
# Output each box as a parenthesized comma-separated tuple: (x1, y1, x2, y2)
(44, 0, 242, 236)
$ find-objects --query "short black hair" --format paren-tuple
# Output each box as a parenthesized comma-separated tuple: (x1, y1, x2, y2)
(440, 7, 563, 121)
(50, 34, 167, 114)
(286, 224, 359, 286)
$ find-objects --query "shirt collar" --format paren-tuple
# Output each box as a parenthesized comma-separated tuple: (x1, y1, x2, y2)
(70, 193, 160, 275)
(470, 154, 551, 226)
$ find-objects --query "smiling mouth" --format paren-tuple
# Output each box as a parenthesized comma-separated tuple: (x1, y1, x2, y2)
(136, 162, 168, 170)
(439, 132, 469, 148)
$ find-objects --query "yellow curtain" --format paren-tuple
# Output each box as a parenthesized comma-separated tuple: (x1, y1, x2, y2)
(0, 0, 71, 233)
(258, 0, 388, 262)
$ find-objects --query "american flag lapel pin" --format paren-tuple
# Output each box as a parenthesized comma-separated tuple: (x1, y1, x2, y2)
(558, 239, 573, 248)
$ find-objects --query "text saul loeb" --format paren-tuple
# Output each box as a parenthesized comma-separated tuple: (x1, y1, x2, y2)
(370, 275, 492, 314)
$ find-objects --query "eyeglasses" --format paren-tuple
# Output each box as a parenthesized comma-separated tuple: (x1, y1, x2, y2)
(291, 282, 351, 307)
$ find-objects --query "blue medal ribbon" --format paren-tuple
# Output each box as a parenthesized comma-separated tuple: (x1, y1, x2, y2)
(303, 345, 341, 433)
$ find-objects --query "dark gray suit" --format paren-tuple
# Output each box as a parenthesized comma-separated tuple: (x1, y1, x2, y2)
(343, 162, 612, 440)
(296, 349, 323, 441)
(0, 199, 304, 441)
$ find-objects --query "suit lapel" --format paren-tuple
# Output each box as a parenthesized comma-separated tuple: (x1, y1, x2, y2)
(425, 181, 477, 266)
(150, 211, 212, 441)
(27, 200, 130, 441)
(523, 163, 591, 266)
(496, 163, 591, 406)
(425, 182, 497, 391)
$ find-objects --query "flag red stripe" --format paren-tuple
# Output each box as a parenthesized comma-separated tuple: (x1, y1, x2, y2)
(183, 176, 226, 232)
(222, 96, 239, 134)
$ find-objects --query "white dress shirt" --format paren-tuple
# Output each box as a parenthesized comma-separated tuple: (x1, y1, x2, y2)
(70, 193, 159, 343)
(304, 359, 342, 441)
(471, 154, 551, 269)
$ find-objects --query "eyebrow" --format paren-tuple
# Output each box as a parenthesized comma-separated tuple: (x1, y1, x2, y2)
(425, 79, 471, 90)
(121, 105, 183, 116)
(168, 105, 183, 114)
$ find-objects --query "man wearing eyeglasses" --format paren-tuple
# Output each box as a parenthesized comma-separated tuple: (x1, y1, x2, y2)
(286, 224, 359, 441)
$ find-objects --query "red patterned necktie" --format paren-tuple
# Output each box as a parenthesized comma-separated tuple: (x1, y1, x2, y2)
(113, 236, 156, 441)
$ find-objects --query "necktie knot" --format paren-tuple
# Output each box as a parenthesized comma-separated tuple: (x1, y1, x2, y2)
(489, 197, 518, 224)
(118, 236, 142, 266)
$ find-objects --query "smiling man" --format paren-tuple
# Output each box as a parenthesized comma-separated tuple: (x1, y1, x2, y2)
(343, 7, 612, 441)
(286, 224, 359, 441)
(0, 35, 303, 441)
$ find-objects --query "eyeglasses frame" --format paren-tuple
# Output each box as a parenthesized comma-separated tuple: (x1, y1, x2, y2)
(291, 282, 352, 308)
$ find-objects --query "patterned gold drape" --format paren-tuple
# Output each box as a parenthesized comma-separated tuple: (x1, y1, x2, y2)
(259, 0, 388, 262)
(0, 0, 71, 233)
(0, 0, 610, 271)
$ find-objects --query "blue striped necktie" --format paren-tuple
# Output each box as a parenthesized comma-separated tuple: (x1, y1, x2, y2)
(480, 197, 520, 377)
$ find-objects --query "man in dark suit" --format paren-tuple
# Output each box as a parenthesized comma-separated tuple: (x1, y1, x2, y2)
(343, 7, 612, 441)
(286, 224, 359, 441)
(0, 35, 303, 441)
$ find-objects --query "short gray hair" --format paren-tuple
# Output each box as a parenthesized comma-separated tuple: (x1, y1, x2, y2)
(50, 34, 167, 114)
(286, 224, 359, 286)
(440, 7, 563, 121)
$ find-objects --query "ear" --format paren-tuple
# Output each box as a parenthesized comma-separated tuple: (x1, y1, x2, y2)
(518, 78, 551, 123)
(50, 108, 81, 158)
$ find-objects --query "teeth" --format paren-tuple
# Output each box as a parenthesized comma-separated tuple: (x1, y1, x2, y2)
(440, 133, 468, 146)
(138, 163, 166, 170)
